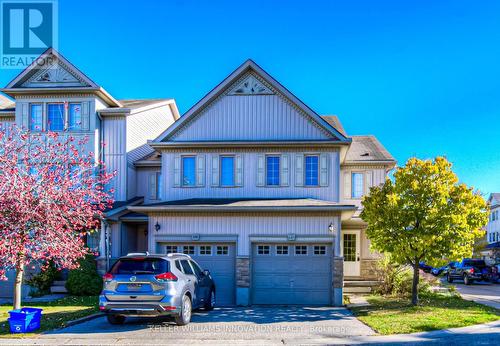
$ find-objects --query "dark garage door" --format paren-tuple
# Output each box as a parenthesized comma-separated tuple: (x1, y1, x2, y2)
(252, 243, 332, 305)
(161, 243, 236, 306)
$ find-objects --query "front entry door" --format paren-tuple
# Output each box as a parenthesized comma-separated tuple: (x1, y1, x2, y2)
(342, 230, 361, 276)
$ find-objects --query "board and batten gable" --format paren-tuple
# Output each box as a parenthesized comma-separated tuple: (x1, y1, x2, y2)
(171, 91, 332, 141)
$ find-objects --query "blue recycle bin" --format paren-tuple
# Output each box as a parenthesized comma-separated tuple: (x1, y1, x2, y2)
(8, 308, 43, 333)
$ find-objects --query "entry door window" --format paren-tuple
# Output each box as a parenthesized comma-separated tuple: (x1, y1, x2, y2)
(343, 233, 356, 262)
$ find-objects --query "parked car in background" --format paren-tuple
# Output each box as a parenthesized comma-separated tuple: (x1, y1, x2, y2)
(447, 259, 490, 285)
(431, 262, 458, 276)
(99, 253, 216, 326)
(419, 261, 433, 273)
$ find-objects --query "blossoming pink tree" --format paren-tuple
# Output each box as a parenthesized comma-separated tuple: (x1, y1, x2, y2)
(0, 125, 114, 309)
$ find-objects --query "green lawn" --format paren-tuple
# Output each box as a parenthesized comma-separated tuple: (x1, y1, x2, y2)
(351, 293, 500, 335)
(0, 296, 99, 337)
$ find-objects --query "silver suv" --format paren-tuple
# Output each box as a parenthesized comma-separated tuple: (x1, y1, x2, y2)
(99, 252, 216, 325)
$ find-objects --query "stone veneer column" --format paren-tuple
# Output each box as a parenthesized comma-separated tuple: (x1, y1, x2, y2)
(332, 256, 344, 306)
(236, 257, 250, 306)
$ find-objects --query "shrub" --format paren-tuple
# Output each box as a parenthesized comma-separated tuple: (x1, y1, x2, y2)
(373, 256, 431, 297)
(66, 255, 102, 296)
(26, 262, 61, 296)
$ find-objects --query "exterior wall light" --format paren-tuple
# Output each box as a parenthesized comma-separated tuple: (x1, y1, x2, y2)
(154, 222, 161, 232)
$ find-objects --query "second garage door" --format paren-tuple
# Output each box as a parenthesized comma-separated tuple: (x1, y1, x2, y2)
(162, 243, 236, 306)
(252, 243, 332, 305)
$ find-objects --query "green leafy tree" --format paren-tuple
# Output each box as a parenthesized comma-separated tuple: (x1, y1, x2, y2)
(361, 157, 488, 305)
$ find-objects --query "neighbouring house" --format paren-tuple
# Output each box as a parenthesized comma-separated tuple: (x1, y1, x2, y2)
(0, 48, 396, 305)
(482, 193, 500, 262)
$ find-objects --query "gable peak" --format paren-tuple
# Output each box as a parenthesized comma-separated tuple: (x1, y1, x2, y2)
(227, 73, 274, 96)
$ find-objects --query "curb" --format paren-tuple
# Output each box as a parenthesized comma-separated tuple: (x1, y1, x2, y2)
(43, 312, 104, 333)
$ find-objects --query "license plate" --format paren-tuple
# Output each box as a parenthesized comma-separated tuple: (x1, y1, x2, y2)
(128, 283, 142, 290)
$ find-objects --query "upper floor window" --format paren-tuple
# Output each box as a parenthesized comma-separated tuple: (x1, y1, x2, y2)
(220, 156, 235, 187)
(266, 156, 280, 186)
(305, 155, 319, 186)
(47, 103, 65, 131)
(68, 103, 82, 131)
(182, 156, 196, 187)
(29, 104, 43, 131)
(351, 172, 364, 198)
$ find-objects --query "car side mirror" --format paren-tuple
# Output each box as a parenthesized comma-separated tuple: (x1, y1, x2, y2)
(203, 269, 210, 276)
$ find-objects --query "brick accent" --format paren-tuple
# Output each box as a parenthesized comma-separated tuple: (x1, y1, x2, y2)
(332, 256, 344, 288)
(360, 259, 378, 279)
(236, 257, 250, 287)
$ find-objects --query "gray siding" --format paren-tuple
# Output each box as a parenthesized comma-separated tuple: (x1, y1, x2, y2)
(149, 213, 341, 256)
(341, 165, 387, 207)
(160, 150, 340, 201)
(172, 95, 331, 141)
(102, 116, 127, 201)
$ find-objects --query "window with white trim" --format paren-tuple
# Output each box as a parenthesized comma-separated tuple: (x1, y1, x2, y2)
(266, 156, 280, 186)
(68, 103, 82, 130)
(47, 103, 65, 131)
(216, 245, 229, 255)
(295, 245, 308, 255)
(220, 156, 235, 187)
(182, 245, 195, 255)
(29, 104, 43, 131)
(200, 245, 212, 255)
(351, 172, 364, 198)
(182, 156, 196, 187)
(257, 245, 270, 255)
(305, 155, 319, 186)
(314, 245, 327, 255)
(276, 245, 289, 255)
(166, 245, 177, 254)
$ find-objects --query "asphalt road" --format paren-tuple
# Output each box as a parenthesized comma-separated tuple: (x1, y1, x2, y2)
(447, 280, 500, 309)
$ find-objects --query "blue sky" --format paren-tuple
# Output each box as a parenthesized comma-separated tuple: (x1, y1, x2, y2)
(1, 0, 499, 196)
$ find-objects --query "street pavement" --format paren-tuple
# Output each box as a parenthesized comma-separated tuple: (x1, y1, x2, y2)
(451, 280, 500, 309)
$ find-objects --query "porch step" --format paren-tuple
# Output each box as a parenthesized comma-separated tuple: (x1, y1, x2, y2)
(344, 280, 380, 287)
(344, 286, 372, 293)
(50, 281, 68, 294)
(52, 280, 67, 286)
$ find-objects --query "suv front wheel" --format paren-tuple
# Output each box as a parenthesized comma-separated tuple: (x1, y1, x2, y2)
(175, 294, 192, 326)
(447, 273, 453, 283)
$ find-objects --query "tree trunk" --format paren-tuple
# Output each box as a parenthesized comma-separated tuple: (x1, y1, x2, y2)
(13, 259, 25, 310)
(411, 262, 420, 306)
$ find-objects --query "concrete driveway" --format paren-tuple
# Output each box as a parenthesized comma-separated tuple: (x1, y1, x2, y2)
(0, 306, 374, 345)
(451, 281, 500, 309)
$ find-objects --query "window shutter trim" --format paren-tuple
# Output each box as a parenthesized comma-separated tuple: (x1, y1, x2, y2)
(280, 154, 289, 187)
(319, 153, 329, 187)
(343, 171, 351, 199)
(173, 155, 181, 187)
(364, 170, 373, 195)
(295, 154, 304, 187)
(81, 101, 90, 131)
(211, 155, 219, 187)
(196, 155, 205, 187)
(235, 154, 243, 187)
(21, 103, 29, 129)
(149, 172, 157, 200)
(256, 155, 265, 187)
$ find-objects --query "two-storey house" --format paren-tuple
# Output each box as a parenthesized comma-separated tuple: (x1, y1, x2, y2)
(484, 193, 500, 261)
(1, 49, 395, 306)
